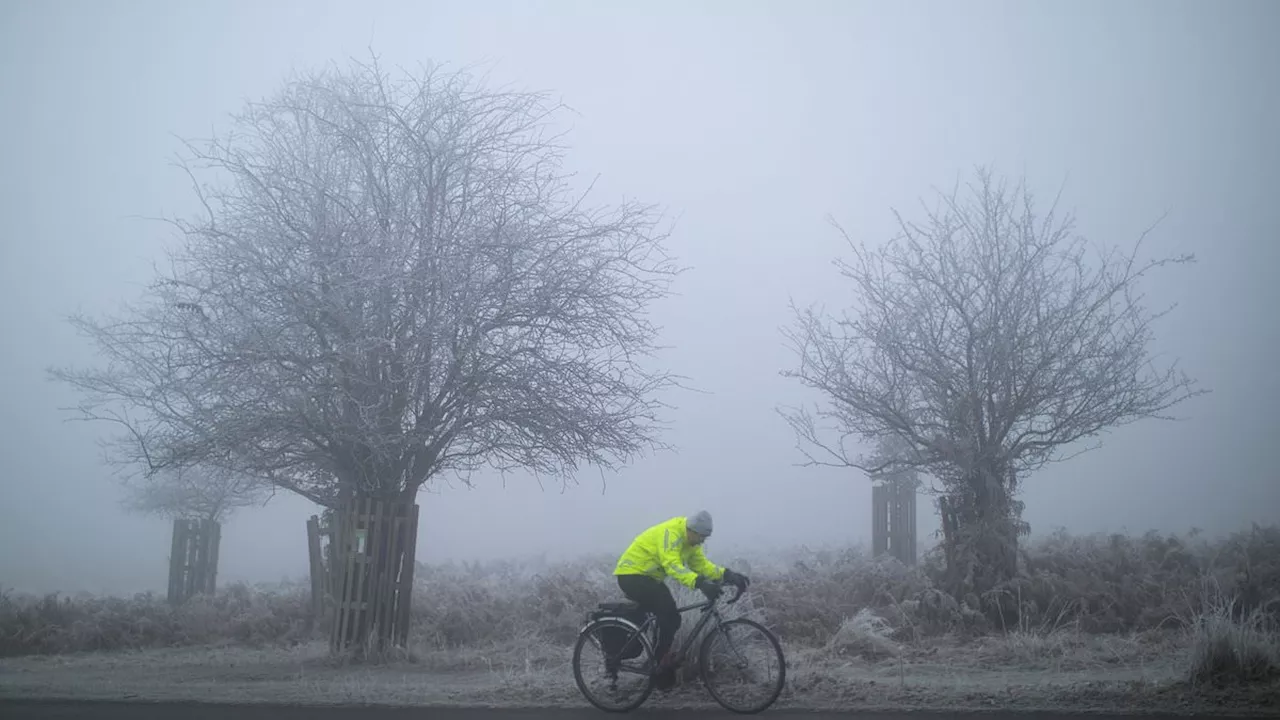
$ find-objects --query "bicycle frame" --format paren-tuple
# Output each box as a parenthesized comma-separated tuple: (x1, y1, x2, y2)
(600, 582, 745, 673)
(575, 581, 785, 714)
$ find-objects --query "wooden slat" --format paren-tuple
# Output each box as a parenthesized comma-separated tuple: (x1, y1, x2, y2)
(353, 498, 373, 647)
(195, 520, 207, 595)
(355, 497, 374, 645)
(324, 514, 338, 601)
(182, 520, 198, 602)
(307, 516, 324, 619)
(384, 510, 403, 645)
(345, 498, 364, 650)
(385, 502, 401, 642)
(167, 518, 186, 605)
(195, 520, 207, 594)
(371, 501, 391, 643)
(389, 504, 406, 643)
(871, 484, 886, 557)
(195, 517, 206, 591)
(208, 520, 222, 594)
(396, 503, 419, 646)
(907, 485, 917, 564)
(332, 501, 359, 653)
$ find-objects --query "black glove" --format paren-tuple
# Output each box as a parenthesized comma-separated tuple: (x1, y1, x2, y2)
(723, 568, 750, 590)
(695, 576, 723, 601)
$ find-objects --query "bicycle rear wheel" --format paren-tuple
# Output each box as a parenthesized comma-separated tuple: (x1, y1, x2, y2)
(698, 617, 786, 714)
(572, 618, 655, 713)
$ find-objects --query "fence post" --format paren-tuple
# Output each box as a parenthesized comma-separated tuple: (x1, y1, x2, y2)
(307, 515, 326, 623)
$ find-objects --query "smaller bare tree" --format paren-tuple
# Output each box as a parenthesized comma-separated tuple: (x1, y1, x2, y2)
(866, 434, 921, 490)
(123, 463, 268, 604)
(780, 167, 1205, 598)
(123, 463, 271, 523)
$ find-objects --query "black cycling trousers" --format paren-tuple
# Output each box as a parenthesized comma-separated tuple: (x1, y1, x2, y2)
(617, 574, 681, 661)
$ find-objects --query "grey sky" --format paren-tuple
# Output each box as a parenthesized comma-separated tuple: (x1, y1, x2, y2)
(2, 0, 1277, 595)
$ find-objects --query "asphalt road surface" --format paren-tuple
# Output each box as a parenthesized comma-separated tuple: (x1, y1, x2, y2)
(0, 701, 1261, 720)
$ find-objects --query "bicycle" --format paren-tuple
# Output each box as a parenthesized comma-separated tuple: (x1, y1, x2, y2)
(571, 580, 787, 714)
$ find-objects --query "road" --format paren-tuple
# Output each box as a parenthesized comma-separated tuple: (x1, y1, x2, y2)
(0, 701, 1264, 720)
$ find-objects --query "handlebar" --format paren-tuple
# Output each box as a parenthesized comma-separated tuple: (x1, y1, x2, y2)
(675, 580, 747, 614)
(702, 578, 745, 608)
(724, 580, 745, 605)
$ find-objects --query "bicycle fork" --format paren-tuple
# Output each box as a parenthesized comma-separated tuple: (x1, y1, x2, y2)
(708, 624, 754, 678)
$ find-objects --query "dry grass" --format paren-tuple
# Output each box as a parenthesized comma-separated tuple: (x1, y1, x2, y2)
(1187, 589, 1280, 687)
(0, 582, 312, 656)
(2, 523, 1278, 710)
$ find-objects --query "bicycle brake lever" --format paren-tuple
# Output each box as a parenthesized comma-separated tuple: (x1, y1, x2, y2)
(726, 583, 744, 604)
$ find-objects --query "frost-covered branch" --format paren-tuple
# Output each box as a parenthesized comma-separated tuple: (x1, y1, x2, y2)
(122, 463, 271, 523)
(50, 56, 683, 505)
(778, 167, 1205, 594)
(780, 168, 1204, 482)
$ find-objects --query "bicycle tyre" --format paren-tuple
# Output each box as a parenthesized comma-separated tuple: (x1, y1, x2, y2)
(572, 617, 656, 713)
(697, 617, 787, 714)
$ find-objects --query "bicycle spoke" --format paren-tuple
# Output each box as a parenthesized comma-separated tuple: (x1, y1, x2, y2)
(700, 619, 785, 713)
(573, 622, 653, 712)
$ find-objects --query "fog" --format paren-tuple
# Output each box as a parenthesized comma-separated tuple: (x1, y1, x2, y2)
(1, 0, 1276, 596)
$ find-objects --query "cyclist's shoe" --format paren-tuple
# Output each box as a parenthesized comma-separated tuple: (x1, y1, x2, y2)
(651, 649, 682, 675)
(653, 666, 678, 692)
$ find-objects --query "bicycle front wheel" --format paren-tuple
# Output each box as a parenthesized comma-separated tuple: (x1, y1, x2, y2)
(698, 617, 786, 714)
(572, 618, 655, 713)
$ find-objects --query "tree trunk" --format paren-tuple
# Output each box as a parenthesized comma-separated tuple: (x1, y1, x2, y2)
(940, 461, 1022, 625)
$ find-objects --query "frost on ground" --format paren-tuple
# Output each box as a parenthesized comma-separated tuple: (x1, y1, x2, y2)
(2, 526, 1278, 713)
(2, 631, 1276, 713)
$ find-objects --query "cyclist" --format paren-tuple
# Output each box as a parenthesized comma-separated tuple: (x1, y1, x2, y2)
(613, 510, 750, 688)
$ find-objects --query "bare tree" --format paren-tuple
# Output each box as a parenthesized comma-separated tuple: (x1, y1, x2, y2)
(121, 463, 269, 604)
(780, 168, 1204, 598)
(48, 58, 682, 648)
(48, 56, 682, 509)
(123, 463, 270, 523)
(867, 434, 920, 490)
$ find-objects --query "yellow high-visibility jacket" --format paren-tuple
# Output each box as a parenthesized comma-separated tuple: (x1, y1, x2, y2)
(613, 515, 726, 590)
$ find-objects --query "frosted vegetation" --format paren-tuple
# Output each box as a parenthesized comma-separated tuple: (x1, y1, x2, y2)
(4, 524, 1277, 704)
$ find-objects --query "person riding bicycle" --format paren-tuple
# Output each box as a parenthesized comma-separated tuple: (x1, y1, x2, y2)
(612, 510, 750, 687)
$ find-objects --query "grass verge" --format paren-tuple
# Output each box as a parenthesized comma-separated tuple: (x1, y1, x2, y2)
(2, 525, 1277, 712)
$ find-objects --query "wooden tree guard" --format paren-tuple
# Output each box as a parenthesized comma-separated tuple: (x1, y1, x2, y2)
(328, 497, 420, 654)
(872, 477, 917, 566)
(167, 518, 221, 605)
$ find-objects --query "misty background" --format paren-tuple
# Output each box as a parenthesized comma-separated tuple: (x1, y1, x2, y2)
(1, 0, 1276, 595)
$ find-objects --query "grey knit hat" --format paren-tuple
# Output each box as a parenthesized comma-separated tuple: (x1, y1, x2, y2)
(687, 510, 713, 536)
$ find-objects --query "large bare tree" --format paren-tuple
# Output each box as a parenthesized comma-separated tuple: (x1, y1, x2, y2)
(780, 168, 1204, 598)
(50, 57, 681, 508)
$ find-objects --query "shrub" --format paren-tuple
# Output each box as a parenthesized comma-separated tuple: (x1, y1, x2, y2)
(0, 582, 310, 657)
(3, 524, 1277, 661)
(1187, 589, 1280, 686)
